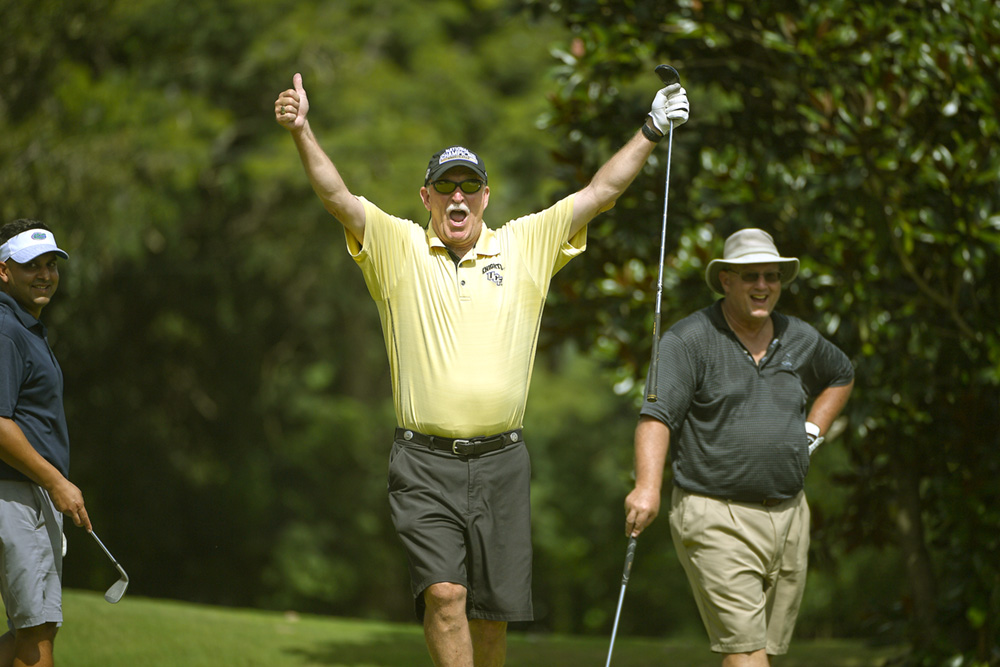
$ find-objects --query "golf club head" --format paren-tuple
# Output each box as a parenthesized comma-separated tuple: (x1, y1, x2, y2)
(104, 567, 129, 604)
(89, 530, 130, 603)
(655, 64, 680, 86)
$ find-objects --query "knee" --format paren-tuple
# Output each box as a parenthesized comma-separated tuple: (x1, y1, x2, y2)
(423, 582, 467, 613)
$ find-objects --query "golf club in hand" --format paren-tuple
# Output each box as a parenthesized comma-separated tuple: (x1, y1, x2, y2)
(605, 536, 638, 666)
(88, 529, 129, 603)
(646, 64, 681, 403)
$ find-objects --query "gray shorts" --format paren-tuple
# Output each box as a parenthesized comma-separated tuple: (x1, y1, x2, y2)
(0, 481, 64, 630)
(387, 437, 533, 623)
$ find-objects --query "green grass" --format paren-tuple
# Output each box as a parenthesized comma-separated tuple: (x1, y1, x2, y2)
(9, 590, 901, 666)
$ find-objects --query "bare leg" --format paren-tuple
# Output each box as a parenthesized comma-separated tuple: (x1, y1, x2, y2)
(722, 649, 770, 667)
(469, 619, 507, 667)
(423, 583, 473, 667)
(5, 623, 57, 667)
(0, 631, 14, 667)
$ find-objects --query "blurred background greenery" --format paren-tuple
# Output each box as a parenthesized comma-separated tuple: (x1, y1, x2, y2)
(1, 0, 997, 664)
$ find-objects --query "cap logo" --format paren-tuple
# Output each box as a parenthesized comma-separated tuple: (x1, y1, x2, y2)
(437, 146, 479, 166)
(31, 232, 48, 241)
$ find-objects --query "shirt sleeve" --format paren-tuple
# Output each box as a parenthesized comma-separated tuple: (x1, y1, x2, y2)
(506, 195, 586, 283)
(0, 334, 24, 418)
(639, 329, 698, 432)
(345, 197, 416, 302)
(804, 333, 855, 395)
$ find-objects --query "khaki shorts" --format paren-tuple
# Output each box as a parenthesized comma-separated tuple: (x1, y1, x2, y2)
(669, 486, 809, 655)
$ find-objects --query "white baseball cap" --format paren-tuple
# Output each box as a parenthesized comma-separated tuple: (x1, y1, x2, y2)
(0, 229, 70, 263)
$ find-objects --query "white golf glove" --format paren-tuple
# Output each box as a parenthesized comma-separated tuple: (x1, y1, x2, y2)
(649, 83, 689, 133)
(806, 421, 824, 456)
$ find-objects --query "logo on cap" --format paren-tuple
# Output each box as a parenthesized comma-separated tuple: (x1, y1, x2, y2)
(31, 232, 48, 241)
(437, 146, 479, 166)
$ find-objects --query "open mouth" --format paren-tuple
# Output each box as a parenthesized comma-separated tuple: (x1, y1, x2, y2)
(448, 207, 469, 224)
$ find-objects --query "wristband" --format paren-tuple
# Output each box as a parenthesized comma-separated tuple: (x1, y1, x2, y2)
(641, 117, 664, 143)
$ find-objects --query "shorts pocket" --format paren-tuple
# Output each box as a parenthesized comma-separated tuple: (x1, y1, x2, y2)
(387, 443, 410, 493)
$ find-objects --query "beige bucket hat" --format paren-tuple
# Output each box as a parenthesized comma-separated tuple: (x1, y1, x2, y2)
(705, 228, 799, 294)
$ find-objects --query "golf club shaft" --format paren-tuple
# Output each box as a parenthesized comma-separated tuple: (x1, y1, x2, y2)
(645, 119, 675, 402)
(646, 65, 680, 403)
(605, 584, 628, 667)
(605, 536, 638, 666)
(89, 529, 121, 567)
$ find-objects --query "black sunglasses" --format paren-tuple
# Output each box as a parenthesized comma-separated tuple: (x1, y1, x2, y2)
(727, 270, 783, 284)
(430, 179, 485, 195)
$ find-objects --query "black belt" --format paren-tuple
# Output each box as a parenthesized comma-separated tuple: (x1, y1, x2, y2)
(394, 428, 522, 457)
(720, 495, 789, 507)
(693, 490, 791, 508)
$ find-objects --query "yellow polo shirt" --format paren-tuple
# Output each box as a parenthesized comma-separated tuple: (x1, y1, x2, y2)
(347, 195, 586, 438)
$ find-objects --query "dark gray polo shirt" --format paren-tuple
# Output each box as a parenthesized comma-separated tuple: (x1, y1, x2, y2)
(0, 292, 71, 481)
(640, 300, 854, 501)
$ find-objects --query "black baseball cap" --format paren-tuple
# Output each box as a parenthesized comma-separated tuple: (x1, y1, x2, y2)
(424, 146, 488, 185)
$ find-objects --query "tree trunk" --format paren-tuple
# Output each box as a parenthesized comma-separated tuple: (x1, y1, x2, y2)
(891, 456, 938, 648)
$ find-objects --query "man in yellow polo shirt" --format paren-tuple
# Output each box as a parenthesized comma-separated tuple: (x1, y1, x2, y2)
(274, 72, 689, 666)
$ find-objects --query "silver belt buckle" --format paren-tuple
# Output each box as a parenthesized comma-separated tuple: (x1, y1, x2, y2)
(452, 439, 471, 455)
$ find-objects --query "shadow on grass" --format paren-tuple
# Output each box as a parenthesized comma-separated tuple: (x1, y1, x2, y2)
(283, 629, 720, 667)
(284, 625, 428, 666)
(287, 631, 901, 667)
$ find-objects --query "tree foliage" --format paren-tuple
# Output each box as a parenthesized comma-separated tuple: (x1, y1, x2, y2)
(522, 0, 1000, 663)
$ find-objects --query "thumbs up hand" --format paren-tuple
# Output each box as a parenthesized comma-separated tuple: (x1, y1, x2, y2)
(275, 72, 310, 130)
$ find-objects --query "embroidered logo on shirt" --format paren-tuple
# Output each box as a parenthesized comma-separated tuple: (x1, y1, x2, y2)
(482, 262, 504, 287)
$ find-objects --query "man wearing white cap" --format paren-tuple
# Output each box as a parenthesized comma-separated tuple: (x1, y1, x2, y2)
(274, 71, 690, 665)
(0, 219, 91, 667)
(624, 228, 854, 666)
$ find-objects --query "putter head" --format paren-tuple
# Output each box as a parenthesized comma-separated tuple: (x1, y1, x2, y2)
(104, 565, 129, 603)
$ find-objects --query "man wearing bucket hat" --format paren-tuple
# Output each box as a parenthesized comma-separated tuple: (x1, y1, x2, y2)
(274, 72, 689, 665)
(0, 219, 91, 667)
(624, 228, 854, 666)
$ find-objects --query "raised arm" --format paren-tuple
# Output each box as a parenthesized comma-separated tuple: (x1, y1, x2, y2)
(275, 73, 366, 245)
(570, 81, 689, 236)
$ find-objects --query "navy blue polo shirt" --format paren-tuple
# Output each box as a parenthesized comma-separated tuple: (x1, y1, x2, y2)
(641, 300, 854, 501)
(0, 291, 71, 481)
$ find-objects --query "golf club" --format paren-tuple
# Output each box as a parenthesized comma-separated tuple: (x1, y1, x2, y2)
(646, 64, 681, 403)
(605, 536, 638, 667)
(88, 529, 129, 603)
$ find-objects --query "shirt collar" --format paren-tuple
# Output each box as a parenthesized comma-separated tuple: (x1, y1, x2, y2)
(426, 224, 500, 259)
(0, 291, 45, 332)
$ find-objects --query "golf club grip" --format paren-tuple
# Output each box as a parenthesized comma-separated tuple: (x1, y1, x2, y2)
(645, 315, 661, 402)
(621, 536, 638, 585)
(655, 64, 680, 86)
